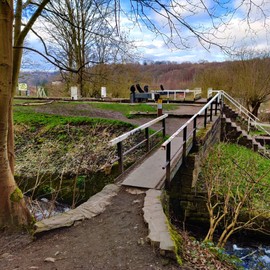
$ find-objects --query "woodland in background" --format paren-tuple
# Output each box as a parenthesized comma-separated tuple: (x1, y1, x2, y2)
(20, 54, 269, 118)
(20, 60, 222, 98)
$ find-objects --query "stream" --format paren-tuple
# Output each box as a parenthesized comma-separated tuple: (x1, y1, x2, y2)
(27, 197, 70, 221)
(226, 243, 270, 269)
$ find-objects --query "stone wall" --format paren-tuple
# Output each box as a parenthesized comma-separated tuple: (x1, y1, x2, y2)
(169, 116, 221, 227)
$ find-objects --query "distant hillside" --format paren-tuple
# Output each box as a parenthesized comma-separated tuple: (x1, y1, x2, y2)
(19, 71, 59, 87)
(19, 61, 228, 97)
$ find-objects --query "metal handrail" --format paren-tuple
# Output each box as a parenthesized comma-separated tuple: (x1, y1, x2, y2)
(161, 92, 221, 188)
(162, 92, 221, 148)
(109, 113, 168, 174)
(220, 90, 259, 121)
(153, 88, 202, 101)
(109, 114, 168, 146)
(212, 90, 270, 136)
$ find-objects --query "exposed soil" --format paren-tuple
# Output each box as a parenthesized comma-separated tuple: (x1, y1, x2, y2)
(0, 188, 181, 270)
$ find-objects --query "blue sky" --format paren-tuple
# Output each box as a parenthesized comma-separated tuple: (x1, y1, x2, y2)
(23, 0, 270, 70)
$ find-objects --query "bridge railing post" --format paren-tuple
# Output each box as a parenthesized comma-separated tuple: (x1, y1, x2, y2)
(183, 126, 187, 164)
(210, 102, 213, 122)
(165, 142, 171, 190)
(117, 142, 124, 174)
(220, 93, 224, 114)
(204, 107, 208, 127)
(145, 127, 150, 152)
(162, 118, 166, 138)
(193, 116, 197, 145)
(215, 96, 218, 115)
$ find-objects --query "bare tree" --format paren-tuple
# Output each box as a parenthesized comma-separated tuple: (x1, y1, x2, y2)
(195, 50, 270, 117)
(202, 144, 270, 247)
(230, 50, 270, 116)
(39, 0, 137, 96)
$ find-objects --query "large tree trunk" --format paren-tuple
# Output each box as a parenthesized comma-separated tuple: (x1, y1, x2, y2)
(0, 1, 32, 229)
(251, 101, 261, 118)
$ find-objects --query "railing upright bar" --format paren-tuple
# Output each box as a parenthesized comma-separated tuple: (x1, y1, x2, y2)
(145, 127, 150, 152)
(204, 107, 208, 127)
(162, 118, 166, 138)
(165, 142, 171, 189)
(117, 142, 124, 174)
(215, 97, 218, 115)
(183, 126, 187, 164)
(210, 103, 213, 122)
(193, 116, 197, 145)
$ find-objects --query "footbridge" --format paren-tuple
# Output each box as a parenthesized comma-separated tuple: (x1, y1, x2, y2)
(110, 90, 270, 191)
(109, 91, 221, 190)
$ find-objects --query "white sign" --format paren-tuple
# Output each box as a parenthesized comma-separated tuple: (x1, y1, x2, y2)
(101, 87, 106, 98)
(18, 83, 27, 91)
(71, 86, 78, 100)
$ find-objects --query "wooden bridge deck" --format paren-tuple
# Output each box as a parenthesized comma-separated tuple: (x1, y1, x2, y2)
(121, 137, 183, 189)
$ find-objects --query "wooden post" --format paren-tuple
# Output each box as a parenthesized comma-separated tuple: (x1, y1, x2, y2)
(117, 142, 124, 174)
(157, 98, 163, 116)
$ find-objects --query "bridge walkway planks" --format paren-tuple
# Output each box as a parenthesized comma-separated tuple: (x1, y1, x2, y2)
(121, 137, 183, 189)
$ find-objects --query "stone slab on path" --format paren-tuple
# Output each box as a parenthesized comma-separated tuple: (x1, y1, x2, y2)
(143, 189, 175, 257)
(34, 184, 120, 234)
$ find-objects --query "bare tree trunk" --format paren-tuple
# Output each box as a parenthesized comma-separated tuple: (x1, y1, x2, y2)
(251, 101, 261, 118)
(0, 1, 32, 228)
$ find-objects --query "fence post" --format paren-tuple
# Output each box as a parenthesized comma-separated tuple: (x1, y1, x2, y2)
(162, 118, 166, 138)
(165, 142, 171, 190)
(220, 94, 224, 114)
(145, 127, 150, 152)
(204, 107, 208, 127)
(215, 97, 218, 115)
(117, 142, 124, 174)
(210, 102, 213, 122)
(193, 116, 197, 145)
(157, 98, 163, 116)
(183, 126, 187, 164)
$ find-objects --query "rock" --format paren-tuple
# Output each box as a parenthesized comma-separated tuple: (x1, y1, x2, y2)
(137, 238, 145, 245)
(44, 257, 56, 263)
(125, 188, 145, 195)
(132, 199, 141, 204)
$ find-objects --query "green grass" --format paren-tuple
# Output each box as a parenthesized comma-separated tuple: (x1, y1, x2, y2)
(202, 143, 270, 209)
(211, 143, 270, 178)
(14, 111, 133, 129)
(90, 102, 177, 117)
(13, 100, 177, 118)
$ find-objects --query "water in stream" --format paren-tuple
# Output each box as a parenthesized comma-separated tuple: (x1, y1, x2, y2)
(226, 244, 270, 269)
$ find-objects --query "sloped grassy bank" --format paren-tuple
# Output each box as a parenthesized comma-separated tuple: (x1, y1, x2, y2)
(14, 111, 143, 206)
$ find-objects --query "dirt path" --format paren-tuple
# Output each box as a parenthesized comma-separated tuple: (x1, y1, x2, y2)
(0, 188, 181, 270)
